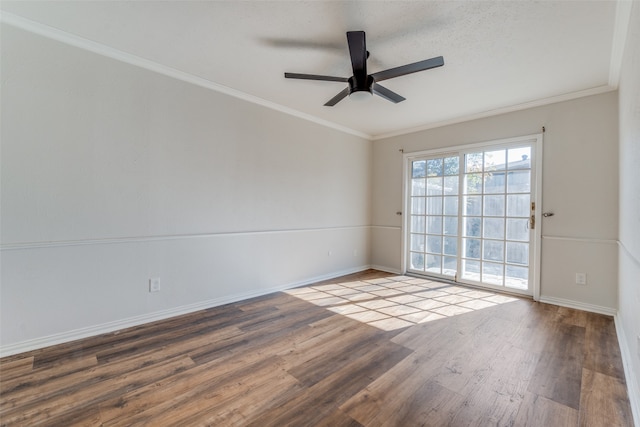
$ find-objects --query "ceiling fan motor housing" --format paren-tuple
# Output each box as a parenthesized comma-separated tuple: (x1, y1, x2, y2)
(349, 75, 374, 95)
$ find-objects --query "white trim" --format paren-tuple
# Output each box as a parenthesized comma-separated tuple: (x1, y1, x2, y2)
(538, 295, 617, 316)
(542, 235, 619, 245)
(0, 11, 622, 143)
(401, 151, 409, 274)
(369, 265, 403, 275)
(402, 133, 543, 158)
(614, 313, 640, 427)
(0, 225, 370, 251)
(370, 225, 402, 230)
(619, 240, 640, 268)
(532, 135, 543, 301)
(0, 11, 370, 141)
(373, 86, 615, 141)
(0, 265, 372, 358)
(609, 0, 634, 87)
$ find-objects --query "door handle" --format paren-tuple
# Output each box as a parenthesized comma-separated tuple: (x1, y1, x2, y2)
(542, 212, 554, 217)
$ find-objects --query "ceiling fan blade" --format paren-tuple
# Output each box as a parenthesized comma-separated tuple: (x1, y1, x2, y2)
(372, 83, 406, 103)
(346, 31, 367, 82)
(370, 56, 444, 82)
(324, 87, 350, 106)
(285, 73, 348, 82)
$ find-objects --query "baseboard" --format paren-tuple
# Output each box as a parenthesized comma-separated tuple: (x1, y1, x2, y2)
(0, 265, 372, 358)
(370, 264, 403, 275)
(537, 296, 617, 316)
(614, 314, 640, 427)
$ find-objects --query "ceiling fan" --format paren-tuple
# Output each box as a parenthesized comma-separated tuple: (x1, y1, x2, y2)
(284, 31, 444, 106)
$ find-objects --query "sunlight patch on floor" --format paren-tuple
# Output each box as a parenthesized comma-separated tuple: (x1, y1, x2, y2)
(284, 276, 520, 331)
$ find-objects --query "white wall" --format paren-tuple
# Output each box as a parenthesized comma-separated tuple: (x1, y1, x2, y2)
(618, 0, 640, 420)
(0, 25, 372, 354)
(372, 91, 619, 312)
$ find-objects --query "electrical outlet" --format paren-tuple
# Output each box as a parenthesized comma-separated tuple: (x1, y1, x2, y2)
(575, 273, 587, 285)
(353, 249, 358, 257)
(327, 250, 332, 257)
(149, 278, 161, 293)
(637, 335, 640, 360)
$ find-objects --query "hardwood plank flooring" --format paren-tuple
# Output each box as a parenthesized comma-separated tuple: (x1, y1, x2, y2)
(0, 269, 634, 426)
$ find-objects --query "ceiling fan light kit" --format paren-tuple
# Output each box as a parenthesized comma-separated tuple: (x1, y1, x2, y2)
(284, 31, 444, 106)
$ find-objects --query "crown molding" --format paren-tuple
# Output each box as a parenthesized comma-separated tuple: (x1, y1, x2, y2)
(372, 85, 616, 141)
(0, 11, 372, 141)
(2, 8, 625, 143)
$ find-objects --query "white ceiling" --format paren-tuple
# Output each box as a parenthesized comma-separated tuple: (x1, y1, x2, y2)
(0, 1, 628, 139)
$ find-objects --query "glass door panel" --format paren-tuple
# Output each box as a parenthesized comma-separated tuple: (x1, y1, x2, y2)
(407, 141, 537, 295)
(408, 155, 459, 278)
(460, 146, 533, 290)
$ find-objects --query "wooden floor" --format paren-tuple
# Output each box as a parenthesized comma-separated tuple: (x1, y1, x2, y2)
(0, 270, 634, 426)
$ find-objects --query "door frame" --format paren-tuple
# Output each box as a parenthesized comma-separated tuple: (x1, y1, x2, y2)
(401, 133, 543, 301)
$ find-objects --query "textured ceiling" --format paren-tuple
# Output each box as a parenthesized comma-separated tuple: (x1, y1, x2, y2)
(0, 1, 625, 139)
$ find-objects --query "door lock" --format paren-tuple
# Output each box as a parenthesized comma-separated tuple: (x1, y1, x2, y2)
(529, 202, 536, 229)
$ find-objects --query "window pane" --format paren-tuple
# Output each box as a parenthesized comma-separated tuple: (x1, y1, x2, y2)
(484, 172, 505, 194)
(444, 176, 459, 195)
(465, 152, 483, 173)
(427, 177, 443, 195)
(506, 218, 529, 241)
(427, 216, 443, 234)
(444, 217, 458, 235)
(483, 218, 504, 240)
(427, 158, 443, 176)
(462, 259, 480, 280)
(444, 236, 457, 256)
(464, 173, 482, 194)
(426, 235, 442, 253)
(443, 196, 458, 215)
(464, 217, 481, 237)
(507, 194, 530, 217)
(507, 170, 531, 193)
(506, 242, 529, 265)
(444, 156, 459, 176)
(443, 256, 457, 275)
(463, 238, 481, 259)
(426, 254, 442, 274)
(484, 150, 506, 171)
(412, 178, 425, 196)
(426, 197, 443, 215)
(484, 195, 505, 216)
(411, 252, 425, 271)
(507, 147, 531, 170)
(506, 265, 528, 289)
(412, 160, 426, 178)
(411, 197, 425, 214)
(410, 234, 425, 252)
(483, 240, 504, 262)
(463, 196, 482, 216)
(411, 216, 425, 233)
(483, 262, 504, 285)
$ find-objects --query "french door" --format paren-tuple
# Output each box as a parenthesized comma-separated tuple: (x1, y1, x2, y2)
(405, 135, 542, 296)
